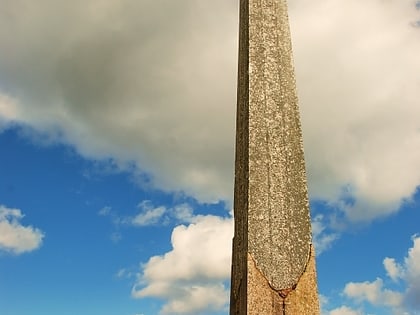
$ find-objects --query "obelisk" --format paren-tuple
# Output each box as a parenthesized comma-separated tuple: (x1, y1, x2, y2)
(230, 0, 320, 314)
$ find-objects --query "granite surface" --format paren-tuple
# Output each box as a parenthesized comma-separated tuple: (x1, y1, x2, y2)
(230, 0, 320, 313)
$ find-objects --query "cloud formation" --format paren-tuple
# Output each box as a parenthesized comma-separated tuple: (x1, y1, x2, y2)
(1, 1, 420, 313)
(339, 235, 420, 314)
(312, 214, 339, 255)
(0, 205, 44, 254)
(390, 235, 420, 311)
(132, 215, 233, 314)
(132, 202, 167, 226)
(0, 0, 238, 203)
(131, 201, 196, 226)
(0, 0, 418, 223)
(383, 257, 404, 282)
(328, 306, 362, 315)
(99, 201, 197, 228)
(289, 0, 420, 221)
(344, 278, 403, 308)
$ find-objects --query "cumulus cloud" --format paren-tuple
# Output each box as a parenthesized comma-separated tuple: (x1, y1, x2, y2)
(1, 1, 419, 313)
(0, 0, 418, 224)
(0, 205, 44, 254)
(329, 306, 362, 315)
(289, 0, 420, 221)
(402, 235, 420, 310)
(0, 0, 238, 203)
(340, 235, 420, 314)
(344, 278, 403, 307)
(132, 215, 233, 314)
(0, 93, 19, 131)
(384, 257, 404, 282)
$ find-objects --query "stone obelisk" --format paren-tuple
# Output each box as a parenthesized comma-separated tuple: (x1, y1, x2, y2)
(230, 0, 320, 314)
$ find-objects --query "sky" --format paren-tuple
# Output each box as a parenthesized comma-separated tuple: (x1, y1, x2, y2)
(0, 0, 419, 314)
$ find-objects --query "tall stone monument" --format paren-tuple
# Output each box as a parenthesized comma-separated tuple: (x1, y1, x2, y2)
(230, 0, 320, 314)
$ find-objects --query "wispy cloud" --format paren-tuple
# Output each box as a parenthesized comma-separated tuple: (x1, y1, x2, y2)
(115, 268, 135, 280)
(100, 201, 198, 228)
(98, 206, 112, 217)
(312, 214, 339, 255)
(0, 205, 44, 254)
(171, 204, 195, 223)
(132, 202, 167, 226)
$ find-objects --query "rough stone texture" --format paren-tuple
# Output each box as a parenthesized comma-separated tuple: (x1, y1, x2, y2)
(246, 247, 320, 315)
(230, 0, 320, 313)
(284, 246, 320, 314)
(247, 253, 284, 314)
(230, 0, 250, 314)
(247, 0, 311, 291)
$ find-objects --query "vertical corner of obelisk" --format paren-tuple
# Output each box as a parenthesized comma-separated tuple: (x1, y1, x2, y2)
(230, 0, 320, 314)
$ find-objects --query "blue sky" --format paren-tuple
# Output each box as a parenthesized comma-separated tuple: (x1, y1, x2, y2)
(0, 1, 420, 315)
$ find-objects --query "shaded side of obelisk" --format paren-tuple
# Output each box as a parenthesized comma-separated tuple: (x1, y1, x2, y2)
(230, 0, 320, 314)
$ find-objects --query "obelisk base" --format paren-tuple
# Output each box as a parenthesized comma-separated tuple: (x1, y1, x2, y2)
(247, 246, 319, 315)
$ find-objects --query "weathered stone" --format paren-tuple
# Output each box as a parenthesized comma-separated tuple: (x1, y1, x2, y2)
(230, 0, 320, 314)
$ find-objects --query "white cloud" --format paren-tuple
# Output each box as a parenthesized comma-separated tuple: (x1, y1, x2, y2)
(403, 235, 420, 310)
(312, 214, 339, 254)
(171, 204, 194, 223)
(98, 206, 112, 216)
(319, 294, 330, 315)
(130, 201, 197, 227)
(405, 235, 420, 278)
(383, 257, 404, 282)
(0, 93, 19, 131)
(344, 278, 403, 307)
(132, 201, 167, 226)
(98, 202, 198, 229)
(132, 215, 233, 314)
(116, 268, 134, 280)
(0, 0, 238, 204)
(1, 0, 419, 312)
(0, 205, 44, 254)
(340, 235, 420, 314)
(160, 284, 228, 315)
(0, 0, 418, 224)
(329, 306, 362, 315)
(289, 0, 420, 221)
